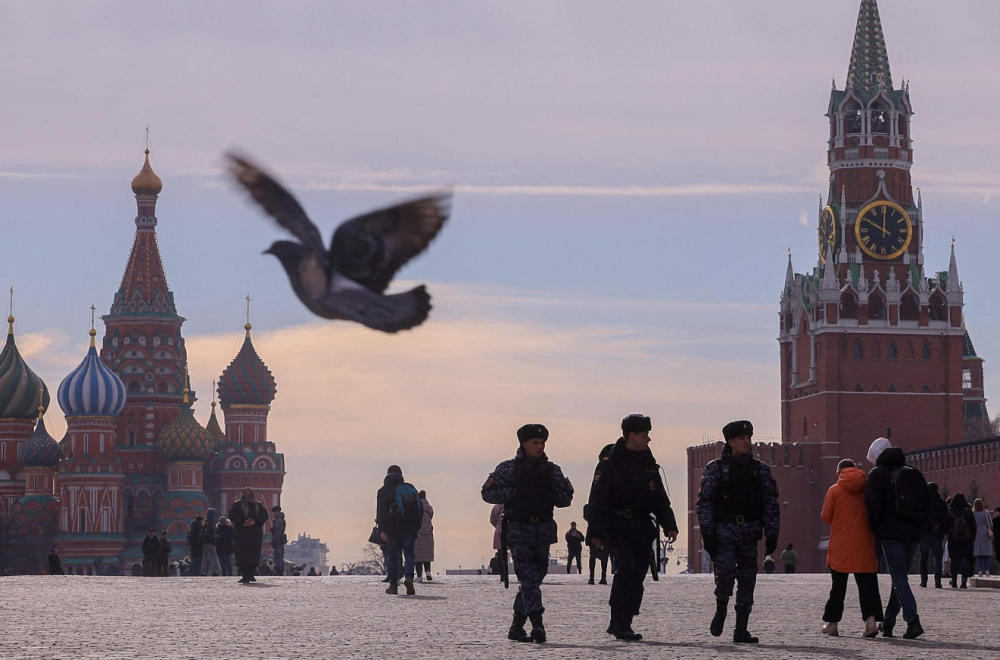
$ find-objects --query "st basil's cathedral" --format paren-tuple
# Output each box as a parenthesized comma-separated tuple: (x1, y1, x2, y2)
(0, 150, 285, 575)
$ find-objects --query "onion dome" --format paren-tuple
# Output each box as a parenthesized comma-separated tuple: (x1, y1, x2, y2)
(130, 149, 162, 195)
(0, 315, 51, 418)
(217, 323, 276, 407)
(19, 405, 62, 468)
(157, 391, 214, 462)
(58, 328, 127, 417)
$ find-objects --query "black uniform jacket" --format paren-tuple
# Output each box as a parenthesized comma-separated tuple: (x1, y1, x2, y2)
(587, 437, 678, 549)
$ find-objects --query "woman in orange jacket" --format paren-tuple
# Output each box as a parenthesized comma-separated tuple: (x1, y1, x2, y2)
(819, 459, 883, 638)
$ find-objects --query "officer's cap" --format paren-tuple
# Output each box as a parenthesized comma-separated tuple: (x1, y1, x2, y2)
(722, 420, 753, 442)
(621, 414, 651, 435)
(516, 423, 549, 444)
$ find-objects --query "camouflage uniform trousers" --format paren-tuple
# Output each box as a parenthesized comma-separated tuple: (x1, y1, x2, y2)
(713, 522, 760, 615)
(272, 542, 285, 573)
(509, 520, 556, 616)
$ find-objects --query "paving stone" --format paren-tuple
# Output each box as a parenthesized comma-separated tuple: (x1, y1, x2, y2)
(0, 573, 997, 659)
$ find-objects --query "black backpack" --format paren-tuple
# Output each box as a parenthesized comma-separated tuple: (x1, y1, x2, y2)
(889, 466, 930, 519)
(950, 513, 971, 542)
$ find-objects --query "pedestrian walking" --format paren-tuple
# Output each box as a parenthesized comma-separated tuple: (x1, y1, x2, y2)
(947, 493, 976, 588)
(47, 548, 63, 575)
(216, 516, 235, 576)
(588, 414, 678, 641)
(993, 507, 1000, 565)
(971, 498, 994, 576)
(270, 505, 287, 576)
(864, 436, 928, 639)
(201, 508, 222, 577)
(157, 530, 172, 577)
(564, 522, 584, 574)
(482, 423, 574, 644)
(819, 459, 882, 638)
(227, 486, 270, 584)
(919, 482, 949, 588)
(141, 528, 159, 577)
(414, 490, 435, 582)
(187, 515, 205, 576)
(376, 465, 423, 596)
(781, 543, 798, 573)
(697, 420, 780, 644)
(762, 556, 775, 574)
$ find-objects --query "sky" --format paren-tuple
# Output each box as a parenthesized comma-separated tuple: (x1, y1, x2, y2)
(2, 1, 1000, 573)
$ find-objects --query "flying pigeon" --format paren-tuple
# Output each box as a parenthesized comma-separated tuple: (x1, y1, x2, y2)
(227, 153, 451, 333)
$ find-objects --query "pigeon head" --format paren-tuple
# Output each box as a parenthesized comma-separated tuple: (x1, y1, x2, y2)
(264, 240, 310, 270)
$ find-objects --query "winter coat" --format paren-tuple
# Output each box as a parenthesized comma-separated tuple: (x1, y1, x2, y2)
(864, 447, 925, 542)
(781, 549, 798, 567)
(820, 466, 878, 573)
(490, 504, 503, 551)
(946, 494, 977, 560)
(271, 512, 287, 546)
(565, 528, 584, 553)
(157, 537, 172, 559)
(972, 510, 994, 557)
(414, 499, 435, 562)
(228, 499, 270, 568)
(142, 535, 160, 558)
(216, 521, 235, 555)
(993, 515, 1000, 560)
(921, 492, 950, 539)
(376, 473, 422, 537)
(187, 520, 205, 553)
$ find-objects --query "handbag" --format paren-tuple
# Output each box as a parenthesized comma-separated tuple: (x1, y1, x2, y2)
(368, 525, 383, 545)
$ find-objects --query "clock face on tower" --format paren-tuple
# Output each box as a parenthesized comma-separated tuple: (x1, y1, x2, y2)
(854, 200, 913, 260)
(819, 206, 837, 262)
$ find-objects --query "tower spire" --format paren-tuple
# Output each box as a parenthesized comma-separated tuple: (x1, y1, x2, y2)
(948, 239, 961, 292)
(245, 295, 253, 338)
(847, 0, 893, 97)
(7, 287, 13, 335)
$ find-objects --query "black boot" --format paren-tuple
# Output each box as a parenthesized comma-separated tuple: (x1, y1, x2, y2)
(507, 613, 530, 642)
(935, 577, 942, 588)
(710, 598, 728, 637)
(903, 617, 924, 640)
(528, 612, 546, 643)
(733, 612, 758, 644)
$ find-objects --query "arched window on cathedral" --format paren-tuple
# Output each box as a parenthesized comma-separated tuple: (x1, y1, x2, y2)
(854, 340, 864, 359)
(922, 385, 931, 393)
(870, 101, 889, 134)
(929, 291, 947, 321)
(855, 384, 864, 392)
(963, 368, 972, 390)
(840, 290, 859, 319)
(868, 291, 887, 320)
(922, 341, 931, 361)
(888, 341, 898, 360)
(888, 385, 897, 392)
(899, 291, 919, 321)
(845, 101, 862, 133)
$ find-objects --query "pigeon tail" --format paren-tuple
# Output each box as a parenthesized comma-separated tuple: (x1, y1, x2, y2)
(319, 285, 432, 333)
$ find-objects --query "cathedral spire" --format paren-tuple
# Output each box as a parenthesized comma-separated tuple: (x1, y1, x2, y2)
(847, 0, 893, 97)
(948, 239, 962, 292)
(109, 147, 178, 317)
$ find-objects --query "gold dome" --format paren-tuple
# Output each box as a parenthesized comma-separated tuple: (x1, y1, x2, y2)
(131, 149, 163, 195)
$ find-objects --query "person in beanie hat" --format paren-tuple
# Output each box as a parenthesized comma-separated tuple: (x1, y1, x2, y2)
(697, 420, 780, 643)
(482, 423, 574, 643)
(376, 465, 422, 595)
(587, 414, 679, 641)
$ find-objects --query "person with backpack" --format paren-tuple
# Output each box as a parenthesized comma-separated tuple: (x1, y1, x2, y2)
(216, 516, 235, 577)
(864, 436, 928, 639)
(946, 493, 977, 588)
(201, 508, 222, 577)
(919, 482, 950, 588)
(819, 459, 882, 638)
(376, 465, 423, 596)
(482, 423, 575, 643)
(780, 543, 798, 573)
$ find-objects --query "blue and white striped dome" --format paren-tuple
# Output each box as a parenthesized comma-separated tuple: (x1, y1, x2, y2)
(58, 330, 127, 417)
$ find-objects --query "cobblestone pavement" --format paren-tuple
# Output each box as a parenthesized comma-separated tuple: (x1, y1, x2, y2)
(1, 573, 997, 659)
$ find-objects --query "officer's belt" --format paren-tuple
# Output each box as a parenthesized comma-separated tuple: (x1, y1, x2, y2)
(508, 515, 554, 524)
(610, 508, 651, 521)
(717, 514, 760, 525)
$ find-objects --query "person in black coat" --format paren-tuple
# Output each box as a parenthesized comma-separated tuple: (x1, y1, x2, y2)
(141, 528, 160, 578)
(588, 415, 678, 641)
(993, 508, 1000, 563)
(228, 487, 271, 584)
(156, 530, 172, 577)
(864, 438, 926, 639)
(946, 493, 977, 589)
(216, 516, 235, 577)
(47, 549, 63, 575)
(919, 482, 950, 588)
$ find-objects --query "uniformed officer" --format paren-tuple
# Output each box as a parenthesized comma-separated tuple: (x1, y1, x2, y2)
(481, 423, 574, 643)
(697, 420, 780, 643)
(587, 414, 678, 641)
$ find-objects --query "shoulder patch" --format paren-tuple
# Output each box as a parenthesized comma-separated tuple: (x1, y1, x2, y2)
(649, 481, 656, 491)
(483, 476, 495, 489)
(593, 471, 601, 485)
(601, 455, 611, 461)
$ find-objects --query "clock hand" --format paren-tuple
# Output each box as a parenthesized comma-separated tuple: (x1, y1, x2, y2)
(862, 217, 890, 237)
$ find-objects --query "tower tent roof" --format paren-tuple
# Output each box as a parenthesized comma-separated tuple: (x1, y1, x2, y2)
(847, 0, 893, 98)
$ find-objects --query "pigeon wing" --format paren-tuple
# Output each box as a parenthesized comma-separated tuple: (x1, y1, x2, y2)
(226, 153, 327, 258)
(318, 277, 432, 333)
(330, 193, 451, 293)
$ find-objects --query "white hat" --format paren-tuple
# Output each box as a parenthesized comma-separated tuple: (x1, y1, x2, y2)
(867, 437, 892, 466)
